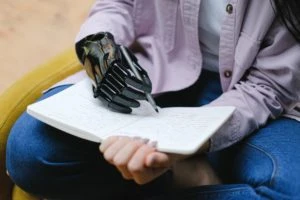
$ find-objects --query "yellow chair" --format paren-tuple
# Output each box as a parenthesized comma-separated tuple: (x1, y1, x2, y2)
(0, 48, 82, 200)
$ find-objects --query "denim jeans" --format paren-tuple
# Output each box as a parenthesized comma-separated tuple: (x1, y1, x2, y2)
(6, 71, 300, 200)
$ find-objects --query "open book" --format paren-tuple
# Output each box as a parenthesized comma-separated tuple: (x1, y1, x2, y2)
(27, 79, 235, 155)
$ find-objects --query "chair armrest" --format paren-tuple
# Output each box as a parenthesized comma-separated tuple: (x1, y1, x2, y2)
(0, 48, 82, 200)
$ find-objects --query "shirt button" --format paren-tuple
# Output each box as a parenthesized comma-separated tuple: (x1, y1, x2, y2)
(224, 70, 232, 78)
(226, 4, 233, 14)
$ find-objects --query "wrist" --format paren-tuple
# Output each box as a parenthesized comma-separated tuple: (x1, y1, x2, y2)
(75, 32, 115, 63)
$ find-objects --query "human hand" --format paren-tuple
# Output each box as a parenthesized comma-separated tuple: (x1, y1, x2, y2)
(99, 136, 188, 185)
(76, 32, 152, 113)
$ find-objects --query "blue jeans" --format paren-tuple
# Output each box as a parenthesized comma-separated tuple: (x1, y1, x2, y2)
(6, 71, 300, 199)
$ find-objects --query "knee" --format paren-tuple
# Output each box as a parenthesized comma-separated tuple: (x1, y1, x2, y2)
(233, 143, 274, 186)
(6, 118, 51, 195)
(233, 142, 300, 199)
(6, 151, 45, 196)
(6, 112, 71, 196)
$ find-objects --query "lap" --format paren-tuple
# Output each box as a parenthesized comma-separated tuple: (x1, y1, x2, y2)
(152, 117, 300, 200)
(156, 70, 300, 197)
(208, 117, 300, 198)
(235, 117, 300, 195)
(6, 81, 300, 199)
(6, 85, 171, 199)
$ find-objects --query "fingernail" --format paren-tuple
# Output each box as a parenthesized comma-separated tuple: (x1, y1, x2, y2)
(133, 136, 142, 140)
(142, 138, 150, 144)
(148, 141, 157, 148)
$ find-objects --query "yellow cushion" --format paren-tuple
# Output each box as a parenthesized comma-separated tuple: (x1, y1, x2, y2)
(0, 48, 82, 200)
(12, 186, 39, 200)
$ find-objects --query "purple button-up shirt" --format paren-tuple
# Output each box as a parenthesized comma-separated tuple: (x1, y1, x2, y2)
(75, 0, 300, 151)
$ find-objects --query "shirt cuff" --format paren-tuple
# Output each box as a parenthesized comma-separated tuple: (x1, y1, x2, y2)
(208, 109, 242, 152)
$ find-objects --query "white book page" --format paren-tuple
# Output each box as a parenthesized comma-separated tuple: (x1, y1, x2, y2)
(27, 79, 158, 142)
(27, 78, 235, 154)
(114, 106, 234, 154)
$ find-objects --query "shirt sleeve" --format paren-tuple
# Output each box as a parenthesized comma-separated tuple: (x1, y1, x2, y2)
(75, 0, 135, 47)
(207, 20, 300, 152)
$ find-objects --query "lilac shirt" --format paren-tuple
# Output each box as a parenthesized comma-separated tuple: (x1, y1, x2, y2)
(75, 0, 300, 151)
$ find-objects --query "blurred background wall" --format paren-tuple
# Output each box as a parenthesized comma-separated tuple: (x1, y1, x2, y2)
(0, 0, 94, 94)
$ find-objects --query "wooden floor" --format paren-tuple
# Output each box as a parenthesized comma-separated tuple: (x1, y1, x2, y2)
(0, 0, 94, 94)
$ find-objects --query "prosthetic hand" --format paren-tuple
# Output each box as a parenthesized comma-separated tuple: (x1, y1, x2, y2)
(76, 32, 152, 113)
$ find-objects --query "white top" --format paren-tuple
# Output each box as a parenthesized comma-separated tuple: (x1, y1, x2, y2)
(198, 0, 227, 72)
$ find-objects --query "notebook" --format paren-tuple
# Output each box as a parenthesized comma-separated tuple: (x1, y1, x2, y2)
(27, 78, 235, 155)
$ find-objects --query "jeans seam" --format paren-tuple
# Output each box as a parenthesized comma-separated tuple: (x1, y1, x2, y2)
(245, 142, 277, 188)
(170, 186, 258, 199)
(188, 187, 251, 195)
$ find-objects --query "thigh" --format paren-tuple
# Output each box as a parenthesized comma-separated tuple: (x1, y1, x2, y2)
(150, 118, 300, 200)
(6, 85, 171, 199)
(231, 117, 300, 198)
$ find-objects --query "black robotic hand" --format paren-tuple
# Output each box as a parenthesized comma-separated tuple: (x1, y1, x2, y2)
(76, 32, 152, 113)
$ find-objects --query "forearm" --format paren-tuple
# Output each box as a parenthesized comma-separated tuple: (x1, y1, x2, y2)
(206, 78, 300, 152)
(206, 20, 300, 152)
